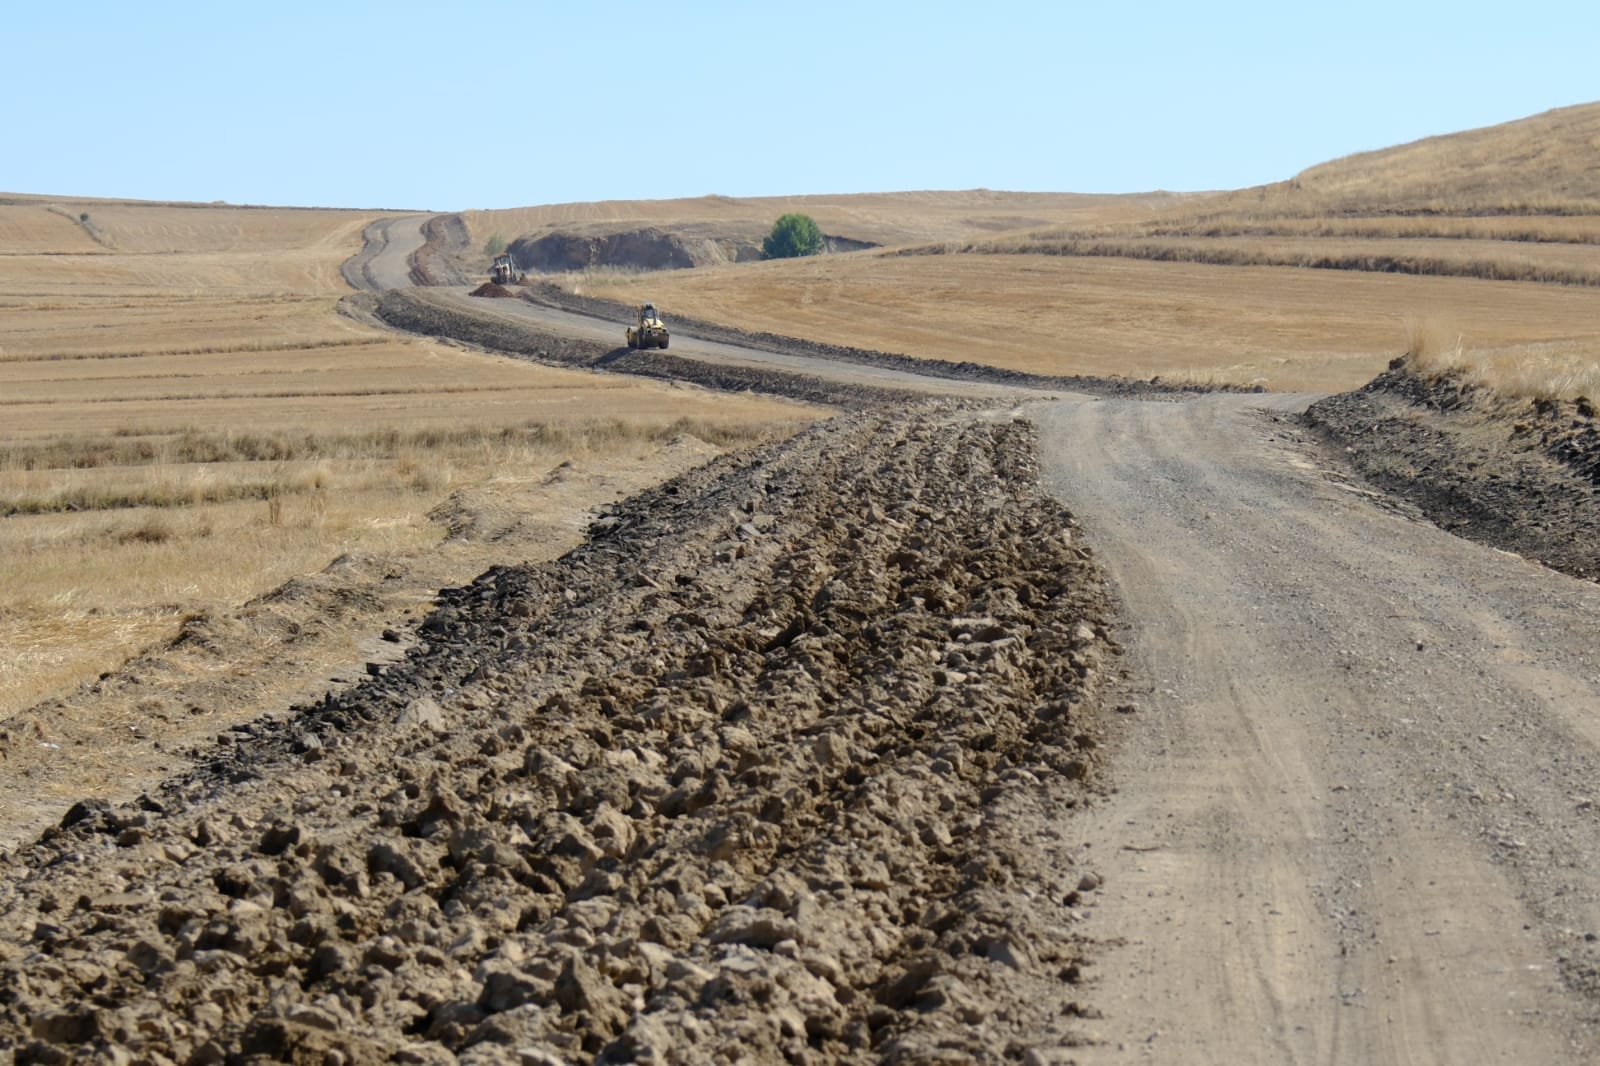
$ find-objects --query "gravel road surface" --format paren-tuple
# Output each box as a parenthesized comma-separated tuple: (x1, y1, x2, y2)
(340, 216, 430, 292)
(448, 287, 1069, 401)
(1034, 393, 1600, 1062)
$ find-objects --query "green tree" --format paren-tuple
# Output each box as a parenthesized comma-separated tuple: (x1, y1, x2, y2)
(763, 213, 824, 259)
(484, 233, 507, 257)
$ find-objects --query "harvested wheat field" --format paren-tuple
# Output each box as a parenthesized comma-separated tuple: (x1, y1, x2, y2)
(562, 250, 1600, 393)
(0, 195, 822, 847)
(464, 189, 1182, 258)
(503, 106, 1600, 395)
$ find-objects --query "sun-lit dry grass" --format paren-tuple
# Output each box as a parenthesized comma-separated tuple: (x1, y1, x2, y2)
(0, 198, 370, 295)
(537, 105, 1600, 398)
(1109, 214, 1600, 245)
(571, 250, 1600, 392)
(906, 233, 1600, 287)
(0, 195, 823, 722)
(1268, 102, 1600, 217)
(0, 415, 791, 716)
(463, 189, 1188, 255)
(1401, 314, 1600, 402)
(0, 296, 368, 361)
(883, 107, 1600, 297)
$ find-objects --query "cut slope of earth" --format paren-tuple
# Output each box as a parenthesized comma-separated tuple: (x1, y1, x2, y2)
(0, 409, 1116, 1065)
(504, 224, 874, 274)
(1305, 361, 1600, 581)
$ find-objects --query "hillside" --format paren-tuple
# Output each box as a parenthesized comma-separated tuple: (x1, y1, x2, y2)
(1213, 101, 1600, 219)
(464, 189, 1184, 259)
(551, 104, 1600, 393)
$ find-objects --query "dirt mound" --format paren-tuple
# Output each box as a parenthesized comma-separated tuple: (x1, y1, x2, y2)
(506, 226, 879, 275)
(468, 281, 515, 298)
(509, 227, 747, 273)
(1306, 361, 1600, 580)
(0, 409, 1116, 1063)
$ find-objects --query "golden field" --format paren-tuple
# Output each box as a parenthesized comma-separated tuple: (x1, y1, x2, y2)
(0, 195, 819, 741)
(560, 250, 1600, 393)
(462, 189, 1184, 252)
(484, 104, 1600, 398)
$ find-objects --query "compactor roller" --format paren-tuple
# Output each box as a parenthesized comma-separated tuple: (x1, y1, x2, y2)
(626, 303, 670, 349)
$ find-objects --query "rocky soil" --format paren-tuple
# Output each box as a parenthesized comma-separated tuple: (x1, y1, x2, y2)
(1306, 359, 1600, 581)
(0, 409, 1118, 1065)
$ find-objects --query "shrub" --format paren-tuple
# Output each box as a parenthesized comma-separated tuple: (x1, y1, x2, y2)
(763, 213, 824, 259)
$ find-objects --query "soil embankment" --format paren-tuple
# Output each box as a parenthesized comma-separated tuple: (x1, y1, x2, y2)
(0, 410, 1117, 1064)
(1306, 361, 1600, 580)
(505, 226, 876, 274)
(411, 214, 472, 287)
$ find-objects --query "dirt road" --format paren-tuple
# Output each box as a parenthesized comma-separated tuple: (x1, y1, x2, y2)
(340, 215, 431, 291)
(438, 288, 1061, 401)
(354, 218, 1600, 1058)
(349, 218, 1600, 1057)
(348, 214, 1071, 403)
(1034, 393, 1600, 1061)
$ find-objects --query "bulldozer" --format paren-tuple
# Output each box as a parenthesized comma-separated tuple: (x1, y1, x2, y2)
(626, 303, 670, 350)
(490, 252, 525, 285)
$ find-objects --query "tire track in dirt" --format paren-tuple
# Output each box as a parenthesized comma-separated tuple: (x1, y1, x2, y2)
(341, 215, 430, 293)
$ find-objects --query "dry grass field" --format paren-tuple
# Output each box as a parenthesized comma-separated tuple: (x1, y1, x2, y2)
(0, 196, 820, 742)
(526, 105, 1600, 397)
(564, 250, 1600, 393)
(463, 189, 1184, 253)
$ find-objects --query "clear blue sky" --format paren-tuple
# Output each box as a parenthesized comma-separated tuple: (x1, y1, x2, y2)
(5, 1, 1595, 210)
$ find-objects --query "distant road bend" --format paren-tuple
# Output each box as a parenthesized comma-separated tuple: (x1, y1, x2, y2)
(358, 214, 1600, 1062)
(341, 214, 430, 292)
(350, 214, 1066, 402)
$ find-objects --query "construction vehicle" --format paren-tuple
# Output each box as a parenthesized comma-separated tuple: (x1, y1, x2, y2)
(626, 303, 670, 349)
(490, 252, 525, 285)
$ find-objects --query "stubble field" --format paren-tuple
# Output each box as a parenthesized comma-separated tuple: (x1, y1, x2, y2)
(0, 196, 819, 836)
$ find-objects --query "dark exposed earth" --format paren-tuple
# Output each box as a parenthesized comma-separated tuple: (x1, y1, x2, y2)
(1306, 359, 1600, 581)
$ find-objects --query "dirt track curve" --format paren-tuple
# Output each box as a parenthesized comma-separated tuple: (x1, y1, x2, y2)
(340, 216, 431, 292)
(1, 215, 1597, 1064)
